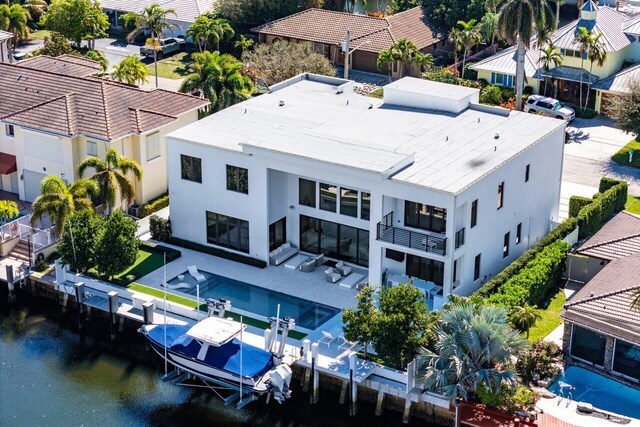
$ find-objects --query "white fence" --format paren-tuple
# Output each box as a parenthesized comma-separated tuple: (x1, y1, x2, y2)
(0, 214, 58, 251)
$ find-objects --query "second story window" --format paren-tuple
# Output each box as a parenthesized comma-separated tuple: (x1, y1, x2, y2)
(146, 132, 161, 161)
(525, 164, 530, 182)
(5, 124, 15, 137)
(320, 183, 337, 212)
(181, 154, 202, 183)
(87, 140, 98, 156)
(474, 253, 481, 281)
(471, 199, 478, 228)
(516, 223, 522, 244)
(299, 178, 316, 207)
(226, 165, 248, 194)
(503, 232, 510, 258)
(497, 181, 504, 210)
(361, 192, 370, 220)
(404, 201, 446, 233)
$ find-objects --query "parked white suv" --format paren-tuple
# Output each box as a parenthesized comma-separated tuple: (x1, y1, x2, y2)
(524, 95, 575, 121)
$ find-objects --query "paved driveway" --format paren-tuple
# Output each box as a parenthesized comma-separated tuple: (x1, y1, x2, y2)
(93, 38, 142, 71)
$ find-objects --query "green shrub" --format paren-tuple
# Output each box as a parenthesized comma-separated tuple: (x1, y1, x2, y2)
(598, 177, 628, 211)
(524, 86, 534, 95)
(168, 237, 267, 268)
(480, 85, 503, 105)
(140, 192, 169, 218)
(569, 196, 592, 218)
(149, 215, 171, 242)
(475, 217, 577, 297)
(516, 340, 561, 383)
(487, 240, 569, 310)
(576, 181, 628, 238)
(574, 107, 598, 119)
(599, 176, 623, 193)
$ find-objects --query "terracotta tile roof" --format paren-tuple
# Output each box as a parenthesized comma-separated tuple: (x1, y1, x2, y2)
(17, 54, 102, 77)
(576, 211, 640, 260)
(0, 60, 209, 141)
(0, 30, 12, 42)
(562, 254, 640, 345)
(251, 7, 442, 54)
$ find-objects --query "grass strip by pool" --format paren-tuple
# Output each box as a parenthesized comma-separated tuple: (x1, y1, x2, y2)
(626, 195, 640, 215)
(528, 288, 566, 342)
(612, 139, 640, 168)
(128, 283, 307, 340)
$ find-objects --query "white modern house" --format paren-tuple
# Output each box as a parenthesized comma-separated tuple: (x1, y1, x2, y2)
(166, 74, 566, 300)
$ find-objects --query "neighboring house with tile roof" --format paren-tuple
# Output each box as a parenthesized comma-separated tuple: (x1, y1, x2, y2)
(0, 56, 209, 207)
(0, 30, 12, 64)
(561, 254, 640, 385)
(470, 1, 640, 112)
(102, 0, 214, 39)
(251, 7, 450, 77)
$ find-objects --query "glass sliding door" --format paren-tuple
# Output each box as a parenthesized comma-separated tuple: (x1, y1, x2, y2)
(299, 215, 369, 266)
(570, 325, 606, 366)
(320, 221, 338, 256)
(269, 217, 286, 251)
(406, 254, 444, 285)
(300, 215, 320, 253)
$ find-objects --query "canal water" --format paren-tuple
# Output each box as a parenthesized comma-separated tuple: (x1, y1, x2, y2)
(0, 296, 433, 426)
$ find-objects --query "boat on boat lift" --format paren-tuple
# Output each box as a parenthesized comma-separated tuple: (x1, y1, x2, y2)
(139, 298, 295, 404)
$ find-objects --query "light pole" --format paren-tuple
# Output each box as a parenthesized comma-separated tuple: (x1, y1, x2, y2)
(341, 29, 371, 80)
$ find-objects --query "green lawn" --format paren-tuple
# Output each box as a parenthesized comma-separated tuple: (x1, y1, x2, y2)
(114, 247, 164, 280)
(626, 195, 640, 215)
(368, 87, 384, 99)
(29, 30, 52, 40)
(612, 139, 640, 168)
(127, 283, 307, 340)
(528, 288, 567, 342)
(146, 52, 193, 80)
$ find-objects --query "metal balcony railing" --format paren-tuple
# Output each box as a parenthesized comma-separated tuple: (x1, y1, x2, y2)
(376, 212, 447, 256)
(455, 228, 465, 249)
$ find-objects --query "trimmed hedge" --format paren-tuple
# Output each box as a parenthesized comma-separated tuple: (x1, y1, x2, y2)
(487, 240, 569, 310)
(168, 237, 267, 268)
(569, 196, 592, 218)
(475, 217, 577, 297)
(139, 240, 181, 262)
(140, 192, 169, 218)
(149, 215, 171, 242)
(576, 180, 627, 239)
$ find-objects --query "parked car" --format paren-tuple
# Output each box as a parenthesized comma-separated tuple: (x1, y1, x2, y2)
(524, 95, 575, 121)
(140, 36, 185, 59)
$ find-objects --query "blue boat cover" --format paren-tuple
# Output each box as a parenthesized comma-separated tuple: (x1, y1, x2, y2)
(145, 324, 274, 379)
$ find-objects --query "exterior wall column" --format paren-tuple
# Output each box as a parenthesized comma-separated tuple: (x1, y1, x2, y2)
(562, 322, 573, 359)
(603, 336, 615, 372)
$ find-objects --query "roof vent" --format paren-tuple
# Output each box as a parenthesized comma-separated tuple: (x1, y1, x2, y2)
(494, 133, 500, 139)
(446, 136, 448, 141)
(279, 100, 285, 107)
(346, 100, 349, 105)
(494, 146, 497, 151)
(590, 292, 595, 297)
(244, 108, 247, 114)
(477, 117, 480, 123)
(368, 103, 373, 110)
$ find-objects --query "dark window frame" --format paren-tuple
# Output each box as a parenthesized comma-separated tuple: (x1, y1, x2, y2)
(5, 124, 15, 137)
(181, 154, 202, 183)
(226, 164, 249, 194)
(206, 211, 250, 253)
(516, 223, 522, 244)
(453, 259, 458, 283)
(299, 214, 369, 267)
(570, 325, 606, 366)
(405, 253, 444, 286)
(503, 232, 510, 258)
(269, 217, 286, 252)
(471, 199, 478, 228)
(404, 201, 447, 233)
(319, 182, 338, 212)
(360, 192, 370, 221)
(525, 164, 530, 182)
(474, 253, 481, 281)
(340, 187, 358, 218)
(497, 182, 504, 210)
(299, 178, 316, 207)
(613, 339, 640, 381)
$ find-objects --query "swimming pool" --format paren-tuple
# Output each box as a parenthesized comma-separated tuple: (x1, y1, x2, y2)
(548, 366, 640, 420)
(168, 271, 340, 331)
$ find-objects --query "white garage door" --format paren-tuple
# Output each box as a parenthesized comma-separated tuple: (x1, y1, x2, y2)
(23, 169, 47, 202)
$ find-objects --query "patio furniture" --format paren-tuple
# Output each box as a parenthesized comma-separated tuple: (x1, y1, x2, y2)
(162, 281, 194, 291)
(187, 265, 206, 283)
(318, 330, 337, 347)
(284, 253, 308, 270)
(313, 253, 325, 267)
(339, 273, 364, 289)
(269, 242, 298, 265)
(335, 261, 352, 276)
(324, 267, 341, 283)
(300, 259, 316, 272)
(338, 335, 357, 351)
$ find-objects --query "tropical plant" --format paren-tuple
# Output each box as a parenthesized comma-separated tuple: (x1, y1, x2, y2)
(180, 51, 254, 112)
(93, 210, 139, 279)
(242, 40, 335, 87)
(57, 210, 101, 273)
(376, 38, 433, 79)
(480, 85, 504, 105)
(111, 54, 148, 85)
(187, 12, 234, 52)
(0, 200, 19, 224)
(510, 304, 542, 338)
(377, 49, 395, 81)
(584, 32, 606, 108)
(21, 0, 48, 23)
(516, 339, 561, 383)
(0, 3, 29, 50)
(497, 0, 555, 110)
(608, 77, 640, 137)
(41, 0, 109, 47)
(125, 3, 178, 88)
(538, 44, 562, 96)
(84, 49, 108, 74)
(574, 26, 591, 109)
(76, 148, 143, 215)
(416, 302, 528, 404)
(419, 0, 486, 30)
(234, 34, 253, 54)
(555, 0, 563, 29)
(30, 176, 99, 234)
(39, 31, 75, 56)
(480, 12, 499, 53)
(632, 288, 640, 310)
(342, 285, 378, 358)
(453, 19, 482, 78)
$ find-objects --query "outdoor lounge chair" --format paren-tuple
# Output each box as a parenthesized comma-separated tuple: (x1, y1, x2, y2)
(338, 335, 357, 351)
(313, 253, 325, 267)
(187, 265, 206, 283)
(325, 267, 341, 283)
(162, 281, 195, 291)
(335, 261, 352, 276)
(318, 330, 337, 347)
(300, 259, 315, 272)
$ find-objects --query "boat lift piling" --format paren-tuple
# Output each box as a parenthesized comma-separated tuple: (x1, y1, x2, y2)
(6, 265, 15, 303)
(74, 282, 85, 333)
(349, 352, 358, 416)
(107, 291, 118, 341)
(302, 339, 311, 392)
(310, 342, 319, 404)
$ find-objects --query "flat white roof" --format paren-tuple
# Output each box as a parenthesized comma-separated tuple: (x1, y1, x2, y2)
(169, 74, 565, 194)
(385, 77, 478, 99)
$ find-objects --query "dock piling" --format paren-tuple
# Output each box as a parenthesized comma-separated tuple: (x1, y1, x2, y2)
(74, 282, 85, 332)
(348, 352, 357, 416)
(310, 342, 319, 404)
(6, 265, 15, 303)
(108, 291, 118, 341)
(375, 387, 385, 416)
(339, 380, 348, 404)
(143, 301, 154, 324)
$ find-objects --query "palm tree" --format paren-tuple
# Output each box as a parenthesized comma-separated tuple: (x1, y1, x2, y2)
(187, 13, 234, 52)
(448, 27, 462, 66)
(480, 12, 499, 53)
(22, 0, 47, 23)
(180, 51, 254, 112)
(417, 302, 528, 405)
(234, 34, 253, 54)
(510, 304, 543, 338)
(77, 149, 143, 215)
(574, 26, 591, 110)
(555, 0, 563, 29)
(125, 3, 178, 88)
(0, 199, 19, 224)
(84, 49, 109, 74)
(632, 288, 640, 310)
(30, 176, 99, 234)
(376, 49, 395, 82)
(376, 38, 427, 79)
(454, 19, 482, 79)
(538, 44, 562, 96)
(584, 32, 606, 109)
(111, 54, 148, 86)
(0, 3, 29, 51)
(413, 51, 434, 73)
(498, 0, 555, 110)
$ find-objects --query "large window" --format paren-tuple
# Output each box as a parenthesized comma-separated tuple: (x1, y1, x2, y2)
(299, 178, 316, 207)
(491, 72, 514, 87)
(571, 325, 606, 366)
(146, 132, 161, 161)
(361, 192, 370, 220)
(5, 124, 14, 137)
(613, 339, 640, 381)
(181, 154, 202, 183)
(404, 201, 447, 233)
(497, 182, 504, 209)
(226, 165, 248, 194)
(206, 211, 249, 253)
(87, 140, 98, 157)
(269, 217, 286, 252)
(340, 188, 358, 217)
(406, 254, 444, 286)
(320, 183, 338, 212)
(299, 215, 369, 266)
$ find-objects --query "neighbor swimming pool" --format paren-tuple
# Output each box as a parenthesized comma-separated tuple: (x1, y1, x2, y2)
(548, 366, 640, 419)
(168, 271, 340, 330)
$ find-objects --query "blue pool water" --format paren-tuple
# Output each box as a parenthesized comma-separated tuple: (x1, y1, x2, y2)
(169, 271, 340, 330)
(548, 366, 640, 419)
